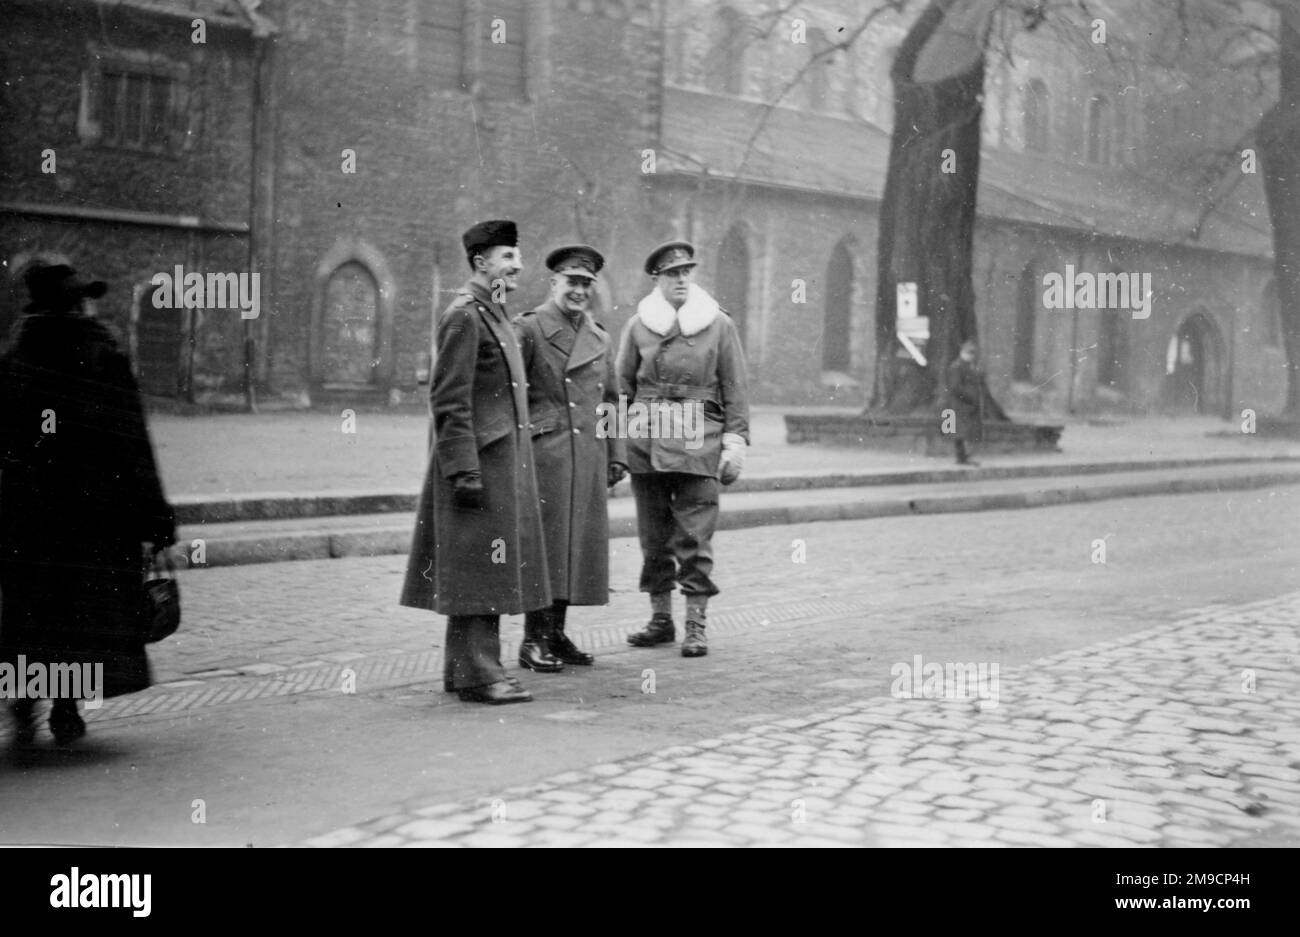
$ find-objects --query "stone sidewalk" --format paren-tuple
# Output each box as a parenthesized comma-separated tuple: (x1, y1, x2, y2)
(151, 408, 1300, 497)
(304, 592, 1300, 848)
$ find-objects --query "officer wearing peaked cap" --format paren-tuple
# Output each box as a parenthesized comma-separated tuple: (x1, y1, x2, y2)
(400, 219, 550, 705)
(617, 240, 750, 659)
(512, 245, 627, 673)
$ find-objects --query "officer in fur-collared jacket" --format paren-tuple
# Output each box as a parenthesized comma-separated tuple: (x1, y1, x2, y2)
(511, 245, 627, 674)
(616, 241, 750, 658)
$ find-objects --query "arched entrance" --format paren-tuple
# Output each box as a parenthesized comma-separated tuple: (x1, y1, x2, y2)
(714, 225, 749, 345)
(822, 239, 853, 372)
(309, 239, 396, 401)
(1163, 311, 1223, 414)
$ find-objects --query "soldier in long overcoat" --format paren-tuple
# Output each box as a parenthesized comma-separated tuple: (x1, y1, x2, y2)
(618, 241, 750, 658)
(399, 220, 549, 704)
(512, 245, 627, 672)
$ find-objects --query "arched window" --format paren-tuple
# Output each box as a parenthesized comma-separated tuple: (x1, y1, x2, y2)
(1096, 305, 1127, 389)
(823, 239, 854, 371)
(1262, 278, 1281, 347)
(715, 225, 750, 345)
(1013, 263, 1037, 381)
(1086, 94, 1113, 165)
(805, 28, 831, 112)
(703, 7, 747, 96)
(1024, 79, 1050, 153)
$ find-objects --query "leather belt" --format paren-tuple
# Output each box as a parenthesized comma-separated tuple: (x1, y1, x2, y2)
(637, 382, 718, 402)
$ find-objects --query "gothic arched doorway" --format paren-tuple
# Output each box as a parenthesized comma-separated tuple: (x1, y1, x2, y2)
(1163, 312, 1222, 414)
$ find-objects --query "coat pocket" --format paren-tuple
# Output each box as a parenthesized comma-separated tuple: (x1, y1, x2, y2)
(474, 413, 515, 450)
(528, 407, 560, 438)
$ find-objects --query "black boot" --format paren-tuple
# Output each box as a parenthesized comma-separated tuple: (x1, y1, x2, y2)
(49, 699, 85, 745)
(627, 614, 676, 647)
(548, 603, 594, 666)
(518, 610, 563, 673)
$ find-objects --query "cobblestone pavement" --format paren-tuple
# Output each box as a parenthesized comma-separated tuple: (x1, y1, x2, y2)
(306, 591, 1300, 847)
(2, 487, 1294, 847)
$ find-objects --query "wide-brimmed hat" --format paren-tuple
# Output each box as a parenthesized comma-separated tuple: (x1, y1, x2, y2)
(23, 260, 107, 307)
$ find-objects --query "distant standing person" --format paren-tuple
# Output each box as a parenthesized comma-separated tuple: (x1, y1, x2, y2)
(0, 260, 176, 746)
(512, 245, 627, 672)
(400, 220, 550, 705)
(618, 241, 750, 658)
(945, 339, 984, 466)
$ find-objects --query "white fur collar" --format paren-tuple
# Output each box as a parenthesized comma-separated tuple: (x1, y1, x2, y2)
(636, 283, 720, 337)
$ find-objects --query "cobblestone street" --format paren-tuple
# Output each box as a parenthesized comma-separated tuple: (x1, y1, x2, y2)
(1, 486, 1296, 847)
(310, 592, 1300, 847)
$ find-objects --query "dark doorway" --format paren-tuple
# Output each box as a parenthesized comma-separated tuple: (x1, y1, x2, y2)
(715, 225, 749, 345)
(321, 262, 380, 388)
(1163, 312, 1221, 414)
(823, 240, 853, 371)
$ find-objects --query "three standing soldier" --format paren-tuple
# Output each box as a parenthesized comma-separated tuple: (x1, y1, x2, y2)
(512, 245, 627, 672)
(617, 241, 750, 658)
(400, 219, 548, 705)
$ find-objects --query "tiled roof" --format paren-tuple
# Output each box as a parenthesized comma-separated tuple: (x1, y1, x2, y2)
(657, 86, 1272, 258)
(91, 0, 274, 33)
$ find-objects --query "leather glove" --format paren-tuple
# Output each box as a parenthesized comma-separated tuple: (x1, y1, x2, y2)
(718, 433, 746, 486)
(452, 471, 487, 510)
(607, 461, 629, 488)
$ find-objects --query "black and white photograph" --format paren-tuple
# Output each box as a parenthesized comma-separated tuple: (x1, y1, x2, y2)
(0, 0, 1296, 870)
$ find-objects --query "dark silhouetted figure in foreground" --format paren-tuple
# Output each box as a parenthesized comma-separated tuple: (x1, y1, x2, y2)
(0, 260, 175, 747)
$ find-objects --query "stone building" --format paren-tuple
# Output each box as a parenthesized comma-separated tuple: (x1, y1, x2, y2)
(1, 0, 1286, 418)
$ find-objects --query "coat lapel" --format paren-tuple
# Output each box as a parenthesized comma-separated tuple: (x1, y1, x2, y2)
(467, 281, 528, 421)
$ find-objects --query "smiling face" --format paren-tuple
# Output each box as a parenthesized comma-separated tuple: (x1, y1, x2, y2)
(551, 272, 594, 315)
(655, 264, 695, 309)
(475, 245, 522, 293)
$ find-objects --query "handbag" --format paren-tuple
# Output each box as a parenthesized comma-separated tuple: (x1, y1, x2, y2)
(142, 547, 181, 644)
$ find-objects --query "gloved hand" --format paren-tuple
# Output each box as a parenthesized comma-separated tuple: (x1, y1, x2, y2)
(452, 470, 487, 510)
(719, 433, 746, 486)
(607, 461, 629, 488)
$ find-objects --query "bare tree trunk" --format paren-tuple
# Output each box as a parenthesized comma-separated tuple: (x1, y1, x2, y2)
(869, 0, 1008, 419)
(1259, 2, 1300, 417)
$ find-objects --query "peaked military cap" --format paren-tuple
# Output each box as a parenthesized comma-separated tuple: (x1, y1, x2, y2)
(546, 244, 604, 280)
(462, 219, 518, 260)
(644, 240, 696, 276)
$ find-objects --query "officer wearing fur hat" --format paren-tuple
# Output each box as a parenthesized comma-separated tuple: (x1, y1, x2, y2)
(400, 220, 550, 705)
(617, 241, 750, 657)
(511, 245, 627, 672)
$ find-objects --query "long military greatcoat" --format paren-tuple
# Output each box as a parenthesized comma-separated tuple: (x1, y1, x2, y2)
(400, 281, 550, 616)
(513, 300, 626, 606)
(615, 283, 750, 477)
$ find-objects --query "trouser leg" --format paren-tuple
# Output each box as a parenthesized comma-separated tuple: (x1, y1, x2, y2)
(631, 473, 678, 596)
(445, 614, 505, 689)
(668, 475, 721, 598)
